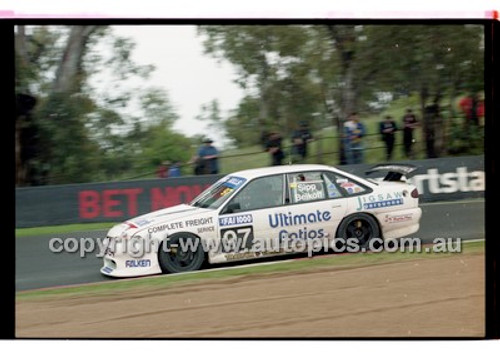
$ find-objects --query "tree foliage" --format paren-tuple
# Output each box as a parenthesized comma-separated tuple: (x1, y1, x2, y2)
(15, 25, 191, 186)
(195, 99, 225, 142)
(16, 25, 484, 186)
(198, 24, 484, 158)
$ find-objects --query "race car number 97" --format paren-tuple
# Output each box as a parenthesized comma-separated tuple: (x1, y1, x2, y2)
(220, 226, 254, 252)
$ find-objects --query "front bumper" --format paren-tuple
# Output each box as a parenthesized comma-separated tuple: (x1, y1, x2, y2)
(99, 236, 162, 277)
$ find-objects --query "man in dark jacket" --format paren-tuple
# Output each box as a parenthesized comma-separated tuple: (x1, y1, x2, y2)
(265, 132, 285, 166)
(291, 121, 313, 163)
(402, 109, 418, 159)
(379, 115, 398, 161)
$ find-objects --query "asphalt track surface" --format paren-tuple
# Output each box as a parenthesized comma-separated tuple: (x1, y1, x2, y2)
(16, 199, 484, 292)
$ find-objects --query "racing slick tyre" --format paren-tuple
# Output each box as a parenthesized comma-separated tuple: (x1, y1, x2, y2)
(335, 213, 382, 252)
(158, 233, 205, 273)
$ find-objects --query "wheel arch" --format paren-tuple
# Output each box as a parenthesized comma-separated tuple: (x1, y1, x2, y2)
(336, 212, 383, 240)
(157, 231, 208, 267)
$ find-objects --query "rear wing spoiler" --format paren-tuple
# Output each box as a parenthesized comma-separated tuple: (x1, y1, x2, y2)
(365, 164, 419, 182)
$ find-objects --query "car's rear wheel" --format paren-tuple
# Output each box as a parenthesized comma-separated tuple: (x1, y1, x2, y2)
(158, 233, 205, 273)
(335, 213, 382, 251)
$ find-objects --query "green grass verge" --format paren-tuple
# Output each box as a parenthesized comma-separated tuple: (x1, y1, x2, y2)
(15, 223, 117, 237)
(16, 240, 484, 301)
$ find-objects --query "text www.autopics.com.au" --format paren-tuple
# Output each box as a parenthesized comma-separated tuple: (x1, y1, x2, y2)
(48, 235, 466, 259)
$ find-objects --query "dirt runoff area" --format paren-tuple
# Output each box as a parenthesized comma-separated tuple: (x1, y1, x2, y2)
(16, 253, 484, 338)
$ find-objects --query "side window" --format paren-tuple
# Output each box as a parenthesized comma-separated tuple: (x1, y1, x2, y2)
(287, 172, 326, 204)
(321, 173, 343, 199)
(226, 175, 284, 212)
(323, 172, 367, 196)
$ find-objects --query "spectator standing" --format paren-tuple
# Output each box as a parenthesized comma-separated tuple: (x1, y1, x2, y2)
(343, 112, 365, 164)
(197, 138, 219, 174)
(402, 109, 418, 159)
(291, 121, 313, 163)
(379, 115, 398, 161)
(156, 161, 169, 178)
(458, 94, 484, 126)
(265, 132, 285, 166)
(168, 161, 181, 177)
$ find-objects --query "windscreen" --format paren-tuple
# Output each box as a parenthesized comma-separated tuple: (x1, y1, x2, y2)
(190, 176, 247, 209)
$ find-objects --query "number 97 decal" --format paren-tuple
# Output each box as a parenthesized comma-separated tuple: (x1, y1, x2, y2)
(220, 226, 254, 253)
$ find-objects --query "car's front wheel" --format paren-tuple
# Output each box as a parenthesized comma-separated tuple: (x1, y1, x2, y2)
(158, 233, 205, 273)
(335, 213, 382, 251)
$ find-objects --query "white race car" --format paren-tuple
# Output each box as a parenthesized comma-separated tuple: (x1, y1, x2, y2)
(101, 164, 422, 277)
